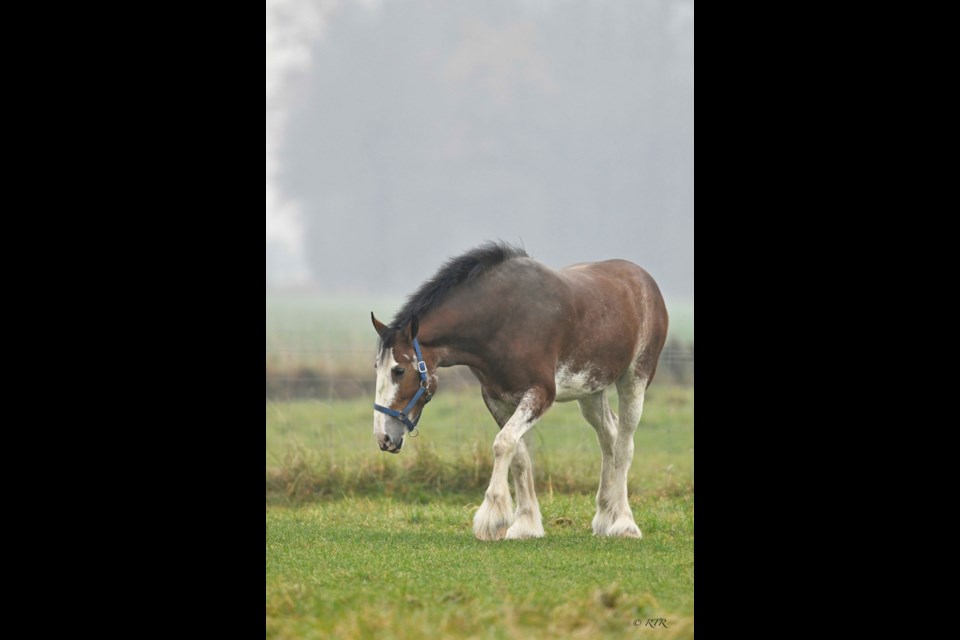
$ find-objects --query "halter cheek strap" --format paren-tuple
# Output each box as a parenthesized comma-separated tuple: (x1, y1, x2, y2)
(373, 337, 432, 434)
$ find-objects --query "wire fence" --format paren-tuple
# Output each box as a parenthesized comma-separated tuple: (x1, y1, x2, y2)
(266, 343, 694, 400)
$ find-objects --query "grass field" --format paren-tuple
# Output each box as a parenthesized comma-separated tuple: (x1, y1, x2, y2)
(267, 495, 693, 639)
(266, 385, 694, 638)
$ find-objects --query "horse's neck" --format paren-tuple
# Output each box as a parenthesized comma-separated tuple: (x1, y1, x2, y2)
(419, 306, 493, 371)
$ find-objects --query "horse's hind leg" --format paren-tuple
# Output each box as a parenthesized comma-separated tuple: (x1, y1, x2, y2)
(578, 391, 623, 536)
(605, 374, 647, 538)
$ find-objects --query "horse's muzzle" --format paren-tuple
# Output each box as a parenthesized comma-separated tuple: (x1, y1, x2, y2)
(378, 434, 403, 454)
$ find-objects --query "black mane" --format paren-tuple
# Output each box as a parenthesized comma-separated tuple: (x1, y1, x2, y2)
(380, 241, 527, 350)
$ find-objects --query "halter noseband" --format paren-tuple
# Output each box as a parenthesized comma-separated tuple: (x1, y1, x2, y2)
(373, 337, 432, 434)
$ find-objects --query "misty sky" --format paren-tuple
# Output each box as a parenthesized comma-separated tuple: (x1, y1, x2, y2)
(266, 0, 694, 299)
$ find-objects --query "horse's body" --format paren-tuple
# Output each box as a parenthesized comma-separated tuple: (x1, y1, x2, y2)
(372, 243, 668, 540)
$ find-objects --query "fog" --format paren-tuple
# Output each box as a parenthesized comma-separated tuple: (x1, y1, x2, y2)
(266, 0, 693, 300)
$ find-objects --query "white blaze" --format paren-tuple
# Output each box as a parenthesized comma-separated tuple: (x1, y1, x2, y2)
(373, 349, 400, 437)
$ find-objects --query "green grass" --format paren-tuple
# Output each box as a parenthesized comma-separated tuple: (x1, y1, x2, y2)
(267, 386, 693, 501)
(267, 495, 693, 639)
(266, 385, 694, 638)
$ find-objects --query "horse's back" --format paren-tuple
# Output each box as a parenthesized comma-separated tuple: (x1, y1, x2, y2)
(461, 255, 668, 398)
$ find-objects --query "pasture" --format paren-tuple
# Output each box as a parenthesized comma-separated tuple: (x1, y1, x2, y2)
(266, 385, 694, 638)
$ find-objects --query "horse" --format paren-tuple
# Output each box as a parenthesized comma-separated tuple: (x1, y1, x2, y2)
(371, 242, 668, 541)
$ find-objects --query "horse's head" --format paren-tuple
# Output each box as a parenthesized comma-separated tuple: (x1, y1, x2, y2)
(371, 312, 435, 453)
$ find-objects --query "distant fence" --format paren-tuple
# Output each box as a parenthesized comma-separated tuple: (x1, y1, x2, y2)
(266, 342, 693, 400)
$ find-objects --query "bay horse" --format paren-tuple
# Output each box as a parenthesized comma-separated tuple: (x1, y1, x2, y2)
(371, 242, 668, 541)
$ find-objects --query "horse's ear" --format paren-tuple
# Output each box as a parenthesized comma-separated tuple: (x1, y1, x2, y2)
(408, 315, 419, 341)
(371, 312, 389, 337)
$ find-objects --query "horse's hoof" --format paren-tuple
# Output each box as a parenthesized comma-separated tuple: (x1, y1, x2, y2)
(474, 521, 509, 541)
(473, 493, 513, 541)
(604, 519, 642, 539)
(504, 519, 545, 540)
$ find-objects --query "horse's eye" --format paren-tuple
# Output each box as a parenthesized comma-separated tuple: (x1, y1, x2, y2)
(392, 366, 406, 377)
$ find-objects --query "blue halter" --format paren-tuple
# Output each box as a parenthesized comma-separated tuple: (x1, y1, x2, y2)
(373, 337, 432, 434)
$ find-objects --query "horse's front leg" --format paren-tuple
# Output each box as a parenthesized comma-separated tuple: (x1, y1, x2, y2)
(474, 388, 552, 541)
(505, 436, 544, 539)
